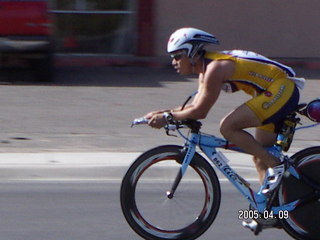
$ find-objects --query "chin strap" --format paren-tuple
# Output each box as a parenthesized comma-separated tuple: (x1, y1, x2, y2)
(190, 50, 206, 74)
(191, 59, 200, 74)
(190, 59, 197, 74)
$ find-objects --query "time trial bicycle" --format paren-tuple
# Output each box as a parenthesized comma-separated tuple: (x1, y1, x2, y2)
(120, 96, 320, 240)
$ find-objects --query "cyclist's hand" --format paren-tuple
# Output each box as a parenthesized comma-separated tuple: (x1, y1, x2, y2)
(144, 110, 167, 119)
(148, 113, 166, 129)
(144, 111, 157, 119)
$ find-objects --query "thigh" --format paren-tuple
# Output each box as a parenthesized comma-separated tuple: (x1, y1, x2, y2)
(245, 78, 298, 126)
(220, 103, 262, 131)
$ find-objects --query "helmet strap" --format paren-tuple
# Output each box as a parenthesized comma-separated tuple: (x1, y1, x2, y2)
(190, 51, 204, 74)
(190, 58, 196, 74)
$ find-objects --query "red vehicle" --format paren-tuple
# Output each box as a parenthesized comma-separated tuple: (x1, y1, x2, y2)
(0, 0, 53, 81)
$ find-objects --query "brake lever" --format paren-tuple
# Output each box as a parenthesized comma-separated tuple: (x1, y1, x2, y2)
(165, 125, 178, 137)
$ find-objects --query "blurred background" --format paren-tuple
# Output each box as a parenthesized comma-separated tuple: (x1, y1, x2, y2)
(1, 0, 320, 81)
(51, 0, 319, 58)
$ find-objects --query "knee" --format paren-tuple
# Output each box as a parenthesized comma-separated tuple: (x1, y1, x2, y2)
(219, 117, 228, 138)
(220, 116, 234, 138)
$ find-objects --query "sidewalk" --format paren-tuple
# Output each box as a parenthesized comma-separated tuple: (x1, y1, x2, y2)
(0, 150, 302, 182)
(0, 151, 261, 181)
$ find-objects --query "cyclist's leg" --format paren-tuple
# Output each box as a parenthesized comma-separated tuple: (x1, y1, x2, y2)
(242, 127, 281, 234)
(221, 78, 298, 166)
(220, 104, 279, 168)
(254, 127, 277, 183)
(221, 78, 299, 195)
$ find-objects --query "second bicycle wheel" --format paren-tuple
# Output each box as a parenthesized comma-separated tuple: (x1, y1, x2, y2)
(120, 145, 221, 240)
(278, 146, 320, 240)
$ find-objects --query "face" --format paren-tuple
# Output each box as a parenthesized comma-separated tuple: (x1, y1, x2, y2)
(170, 51, 192, 75)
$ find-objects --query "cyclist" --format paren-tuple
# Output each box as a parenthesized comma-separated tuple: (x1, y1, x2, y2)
(145, 27, 305, 195)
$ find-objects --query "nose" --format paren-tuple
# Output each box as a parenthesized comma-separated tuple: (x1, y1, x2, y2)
(172, 58, 177, 66)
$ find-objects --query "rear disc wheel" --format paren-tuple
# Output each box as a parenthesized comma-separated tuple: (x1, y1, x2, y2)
(278, 147, 320, 240)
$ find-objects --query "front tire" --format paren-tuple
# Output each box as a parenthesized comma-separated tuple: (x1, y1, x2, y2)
(120, 145, 221, 240)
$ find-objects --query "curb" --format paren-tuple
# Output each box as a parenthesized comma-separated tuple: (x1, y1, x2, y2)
(0, 152, 140, 167)
(0, 150, 297, 167)
(0, 151, 260, 181)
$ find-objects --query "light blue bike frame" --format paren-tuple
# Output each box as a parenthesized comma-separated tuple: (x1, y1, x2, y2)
(179, 131, 300, 214)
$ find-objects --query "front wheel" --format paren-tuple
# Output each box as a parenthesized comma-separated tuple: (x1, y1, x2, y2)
(278, 146, 320, 240)
(120, 145, 221, 240)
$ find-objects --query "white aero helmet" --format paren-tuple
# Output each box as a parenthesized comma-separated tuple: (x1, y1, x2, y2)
(167, 27, 219, 58)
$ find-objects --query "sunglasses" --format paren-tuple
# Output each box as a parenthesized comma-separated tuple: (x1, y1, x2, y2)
(170, 52, 186, 61)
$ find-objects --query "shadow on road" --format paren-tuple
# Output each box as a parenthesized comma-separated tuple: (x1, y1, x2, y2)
(0, 66, 192, 87)
(0, 65, 319, 88)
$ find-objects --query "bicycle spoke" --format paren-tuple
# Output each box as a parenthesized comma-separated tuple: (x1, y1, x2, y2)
(135, 166, 207, 230)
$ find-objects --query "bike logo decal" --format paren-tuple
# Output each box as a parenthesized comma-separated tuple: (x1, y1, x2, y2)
(212, 156, 225, 168)
(223, 166, 244, 186)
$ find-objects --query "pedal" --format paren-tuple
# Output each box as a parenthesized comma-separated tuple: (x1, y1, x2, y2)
(242, 220, 262, 235)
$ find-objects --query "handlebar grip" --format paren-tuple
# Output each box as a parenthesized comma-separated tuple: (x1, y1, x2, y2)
(131, 117, 149, 127)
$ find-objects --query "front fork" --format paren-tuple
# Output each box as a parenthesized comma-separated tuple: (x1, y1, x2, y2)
(166, 133, 198, 199)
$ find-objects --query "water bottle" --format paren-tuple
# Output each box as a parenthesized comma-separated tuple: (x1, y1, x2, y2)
(276, 116, 298, 152)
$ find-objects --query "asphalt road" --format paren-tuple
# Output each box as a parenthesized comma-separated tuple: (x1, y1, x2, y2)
(0, 181, 293, 240)
(0, 66, 319, 153)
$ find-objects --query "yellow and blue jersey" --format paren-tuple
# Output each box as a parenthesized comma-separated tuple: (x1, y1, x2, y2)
(204, 50, 301, 132)
(204, 50, 296, 96)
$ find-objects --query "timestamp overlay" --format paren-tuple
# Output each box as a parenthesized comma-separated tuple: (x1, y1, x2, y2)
(238, 209, 289, 220)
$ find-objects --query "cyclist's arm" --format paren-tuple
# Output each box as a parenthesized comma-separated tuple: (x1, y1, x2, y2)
(171, 60, 234, 120)
(145, 103, 195, 118)
(144, 106, 188, 119)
